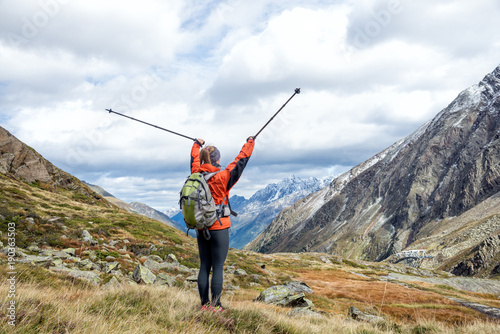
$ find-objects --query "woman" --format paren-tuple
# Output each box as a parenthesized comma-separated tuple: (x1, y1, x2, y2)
(190, 136, 255, 312)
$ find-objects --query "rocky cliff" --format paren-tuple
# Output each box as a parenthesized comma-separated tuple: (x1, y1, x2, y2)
(247, 65, 500, 277)
(0, 126, 101, 200)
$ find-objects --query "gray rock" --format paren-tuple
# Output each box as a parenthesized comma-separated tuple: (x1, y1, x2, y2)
(109, 240, 119, 247)
(15, 249, 28, 257)
(52, 251, 71, 259)
(186, 275, 198, 282)
(50, 258, 64, 267)
(40, 249, 55, 257)
(103, 276, 121, 289)
(17, 255, 52, 265)
(82, 230, 97, 245)
(287, 307, 323, 318)
(143, 258, 166, 271)
(167, 254, 178, 263)
(148, 255, 163, 262)
(283, 281, 314, 294)
(349, 306, 385, 324)
(254, 281, 314, 307)
(50, 267, 102, 285)
(88, 250, 98, 261)
(155, 273, 176, 287)
(450, 297, 500, 319)
(78, 259, 94, 270)
(234, 269, 248, 276)
(62, 248, 76, 257)
(102, 261, 120, 274)
(27, 245, 41, 253)
(132, 264, 156, 284)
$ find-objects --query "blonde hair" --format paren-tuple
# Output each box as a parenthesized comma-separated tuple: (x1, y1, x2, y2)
(200, 146, 216, 165)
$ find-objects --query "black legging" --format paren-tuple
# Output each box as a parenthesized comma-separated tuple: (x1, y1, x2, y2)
(196, 228, 229, 306)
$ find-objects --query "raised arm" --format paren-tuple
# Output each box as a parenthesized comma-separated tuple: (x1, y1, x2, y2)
(224, 137, 255, 192)
(190, 139, 205, 173)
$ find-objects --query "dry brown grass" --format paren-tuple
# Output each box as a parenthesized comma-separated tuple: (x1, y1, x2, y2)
(296, 269, 495, 325)
(2, 280, 500, 334)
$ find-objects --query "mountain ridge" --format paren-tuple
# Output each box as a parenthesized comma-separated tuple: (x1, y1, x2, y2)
(169, 174, 334, 247)
(246, 64, 500, 277)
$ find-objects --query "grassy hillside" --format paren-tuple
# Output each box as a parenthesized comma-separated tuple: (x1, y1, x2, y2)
(1, 172, 500, 333)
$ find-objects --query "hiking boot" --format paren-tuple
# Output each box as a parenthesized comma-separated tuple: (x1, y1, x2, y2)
(200, 304, 211, 311)
(210, 305, 226, 313)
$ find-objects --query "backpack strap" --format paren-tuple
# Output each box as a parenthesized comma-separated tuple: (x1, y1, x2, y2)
(202, 171, 218, 181)
(225, 196, 238, 217)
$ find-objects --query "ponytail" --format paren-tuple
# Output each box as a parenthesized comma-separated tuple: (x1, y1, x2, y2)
(200, 146, 215, 165)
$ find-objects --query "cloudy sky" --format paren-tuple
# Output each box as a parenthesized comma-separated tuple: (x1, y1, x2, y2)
(1, 0, 499, 212)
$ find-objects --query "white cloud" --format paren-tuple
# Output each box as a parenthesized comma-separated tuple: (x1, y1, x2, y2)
(1, 0, 499, 211)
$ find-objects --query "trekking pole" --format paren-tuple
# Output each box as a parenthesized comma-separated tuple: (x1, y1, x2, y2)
(254, 88, 300, 139)
(106, 109, 198, 142)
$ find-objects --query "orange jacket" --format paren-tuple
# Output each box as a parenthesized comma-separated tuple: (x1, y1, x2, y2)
(190, 139, 255, 230)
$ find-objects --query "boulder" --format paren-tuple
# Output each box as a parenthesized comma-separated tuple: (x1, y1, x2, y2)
(88, 250, 98, 261)
(27, 244, 41, 253)
(155, 273, 176, 287)
(143, 258, 169, 271)
(132, 264, 156, 284)
(186, 275, 198, 283)
(234, 269, 248, 276)
(78, 259, 94, 270)
(62, 248, 76, 257)
(102, 261, 120, 274)
(82, 230, 97, 245)
(50, 267, 102, 285)
(148, 255, 163, 262)
(254, 281, 314, 308)
(17, 255, 52, 265)
(103, 276, 121, 289)
(167, 254, 178, 263)
(287, 307, 323, 318)
(348, 306, 385, 324)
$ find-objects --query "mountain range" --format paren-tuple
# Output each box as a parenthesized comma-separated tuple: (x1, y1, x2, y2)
(170, 175, 333, 248)
(246, 64, 500, 278)
(228, 175, 333, 249)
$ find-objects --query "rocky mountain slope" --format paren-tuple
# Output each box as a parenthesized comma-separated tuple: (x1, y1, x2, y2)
(129, 201, 184, 231)
(247, 65, 500, 277)
(0, 126, 104, 201)
(83, 180, 183, 230)
(228, 175, 333, 249)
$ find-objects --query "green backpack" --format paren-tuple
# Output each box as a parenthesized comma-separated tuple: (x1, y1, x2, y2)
(179, 172, 221, 234)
